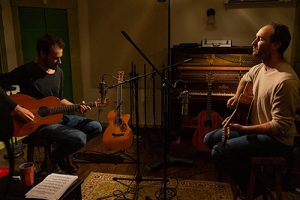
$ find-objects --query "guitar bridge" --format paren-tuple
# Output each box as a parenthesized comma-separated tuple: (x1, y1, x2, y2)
(112, 133, 125, 136)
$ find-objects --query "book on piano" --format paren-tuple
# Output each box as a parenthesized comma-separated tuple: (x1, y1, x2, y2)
(201, 39, 232, 47)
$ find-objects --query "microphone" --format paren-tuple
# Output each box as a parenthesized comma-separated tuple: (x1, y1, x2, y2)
(99, 77, 108, 104)
(121, 31, 132, 43)
(183, 58, 192, 63)
(179, 90, 189, 115)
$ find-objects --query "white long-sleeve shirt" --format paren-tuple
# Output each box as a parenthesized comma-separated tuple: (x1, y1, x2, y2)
(242, 62, 300, 145)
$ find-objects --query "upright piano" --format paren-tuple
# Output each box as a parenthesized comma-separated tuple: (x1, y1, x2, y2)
(170, 45, 260, 129)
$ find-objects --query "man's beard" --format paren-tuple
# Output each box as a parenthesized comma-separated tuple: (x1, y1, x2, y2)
(47, 64, 58, 70)
(253, 48, 265, 59)
(252, 47, 259, 57)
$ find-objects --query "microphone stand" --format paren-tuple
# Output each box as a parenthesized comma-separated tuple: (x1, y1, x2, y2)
(118, 30, 191, 200)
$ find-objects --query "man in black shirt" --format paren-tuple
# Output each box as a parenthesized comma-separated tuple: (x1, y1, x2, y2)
(0, 35, 102, 174)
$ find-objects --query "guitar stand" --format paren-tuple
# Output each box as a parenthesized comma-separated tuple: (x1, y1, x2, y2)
(146, 155, 194, 172)
(110, 150, 136, 163)
(72, 149, 137, 164)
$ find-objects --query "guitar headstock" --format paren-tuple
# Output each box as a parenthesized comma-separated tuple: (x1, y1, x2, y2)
(206, 71, 214, 86)
(95, 98, 110, 108)
(117, 71, 125, 83)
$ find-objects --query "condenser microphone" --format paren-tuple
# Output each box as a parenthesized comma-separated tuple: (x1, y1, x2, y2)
(180, 90, 189, 115)
(99, 77, 108, 104)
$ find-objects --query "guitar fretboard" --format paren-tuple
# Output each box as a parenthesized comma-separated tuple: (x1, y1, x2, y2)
(48, 102, 97, 115)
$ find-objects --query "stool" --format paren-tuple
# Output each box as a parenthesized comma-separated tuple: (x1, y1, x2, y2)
(247, 156, 286, 200)
(286, 135, 300, 191)
(22, 137, 53, 174)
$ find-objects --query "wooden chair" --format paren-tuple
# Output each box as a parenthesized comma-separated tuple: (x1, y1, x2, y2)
(247, 156, 286, 200)
(247, 135, 300, 200)
(22, 137, 53, 174)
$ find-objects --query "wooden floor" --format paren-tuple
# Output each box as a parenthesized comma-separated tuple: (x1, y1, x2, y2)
(1, 127, 300, 199)
(73, 128, 218, 182)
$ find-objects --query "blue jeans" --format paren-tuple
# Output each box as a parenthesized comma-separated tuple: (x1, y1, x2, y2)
(30, 115, 102, 162)
(204, 128, 291, 194)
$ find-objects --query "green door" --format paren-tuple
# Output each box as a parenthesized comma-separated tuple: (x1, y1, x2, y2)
(18, 7, 73, 101)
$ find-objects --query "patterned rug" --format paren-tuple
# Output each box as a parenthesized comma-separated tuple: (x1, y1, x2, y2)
(82, 172, 233, 200)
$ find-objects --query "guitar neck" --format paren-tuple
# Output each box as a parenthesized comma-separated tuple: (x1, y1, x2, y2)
(115, 71, 124, 124)
(207, 84, 212, 113)
(48, 102, 97, 115)
(116, 85, 122, 117)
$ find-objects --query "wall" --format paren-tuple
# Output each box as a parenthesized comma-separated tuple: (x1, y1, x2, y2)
(0, 0, 18, 70)
(293, 1, 300, 77)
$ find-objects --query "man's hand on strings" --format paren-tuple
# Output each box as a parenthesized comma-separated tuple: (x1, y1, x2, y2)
(77, 101, 91, 114)
(227, 95, 239, 109)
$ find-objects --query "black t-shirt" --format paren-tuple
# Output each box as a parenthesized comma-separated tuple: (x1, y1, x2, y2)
(0, 87, 13, 140)
(0, 62, 64, 100)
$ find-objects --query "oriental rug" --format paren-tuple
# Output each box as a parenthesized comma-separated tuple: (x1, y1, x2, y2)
(82, 172, 233, 200)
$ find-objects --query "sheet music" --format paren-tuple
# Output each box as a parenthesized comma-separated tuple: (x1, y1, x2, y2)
(25, 173, 78, 200)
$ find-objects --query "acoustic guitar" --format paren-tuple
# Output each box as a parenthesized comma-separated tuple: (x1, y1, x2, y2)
(222, 81, 254, 146)
(192, 72, 222, 152)
(10, 94, 106, 137)
(102, 71, 133, 151)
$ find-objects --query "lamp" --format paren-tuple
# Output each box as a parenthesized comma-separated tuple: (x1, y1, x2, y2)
(206, 8, 216, 25)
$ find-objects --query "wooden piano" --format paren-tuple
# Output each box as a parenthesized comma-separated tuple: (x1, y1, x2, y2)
(170, 45, 260, 130)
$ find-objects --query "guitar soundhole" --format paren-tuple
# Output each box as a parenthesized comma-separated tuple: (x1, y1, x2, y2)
(204, 119, 212, 128)
(115, 118, 123, 126)
(38, 106, 50, 117)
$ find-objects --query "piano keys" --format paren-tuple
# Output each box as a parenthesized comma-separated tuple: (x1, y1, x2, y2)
(188, 90, 235, 97)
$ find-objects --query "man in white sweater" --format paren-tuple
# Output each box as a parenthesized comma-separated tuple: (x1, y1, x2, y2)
(204, 22, 300, 199)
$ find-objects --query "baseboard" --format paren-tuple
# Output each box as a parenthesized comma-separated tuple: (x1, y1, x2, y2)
(0, 142, 5, 150)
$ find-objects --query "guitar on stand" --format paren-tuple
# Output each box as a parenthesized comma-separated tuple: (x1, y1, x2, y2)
(192, 72, 222, 152)
(222, 81, 254, 146)
(103, 71, 133, 151)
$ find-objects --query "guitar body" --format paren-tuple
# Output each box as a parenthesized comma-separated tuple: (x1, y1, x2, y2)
(102, 110, 133, 151)
(228, 96, 253, 124)
(102, 71, 133, 151)
(11, 94, 63, 137)
(192, 110, 222, 152)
